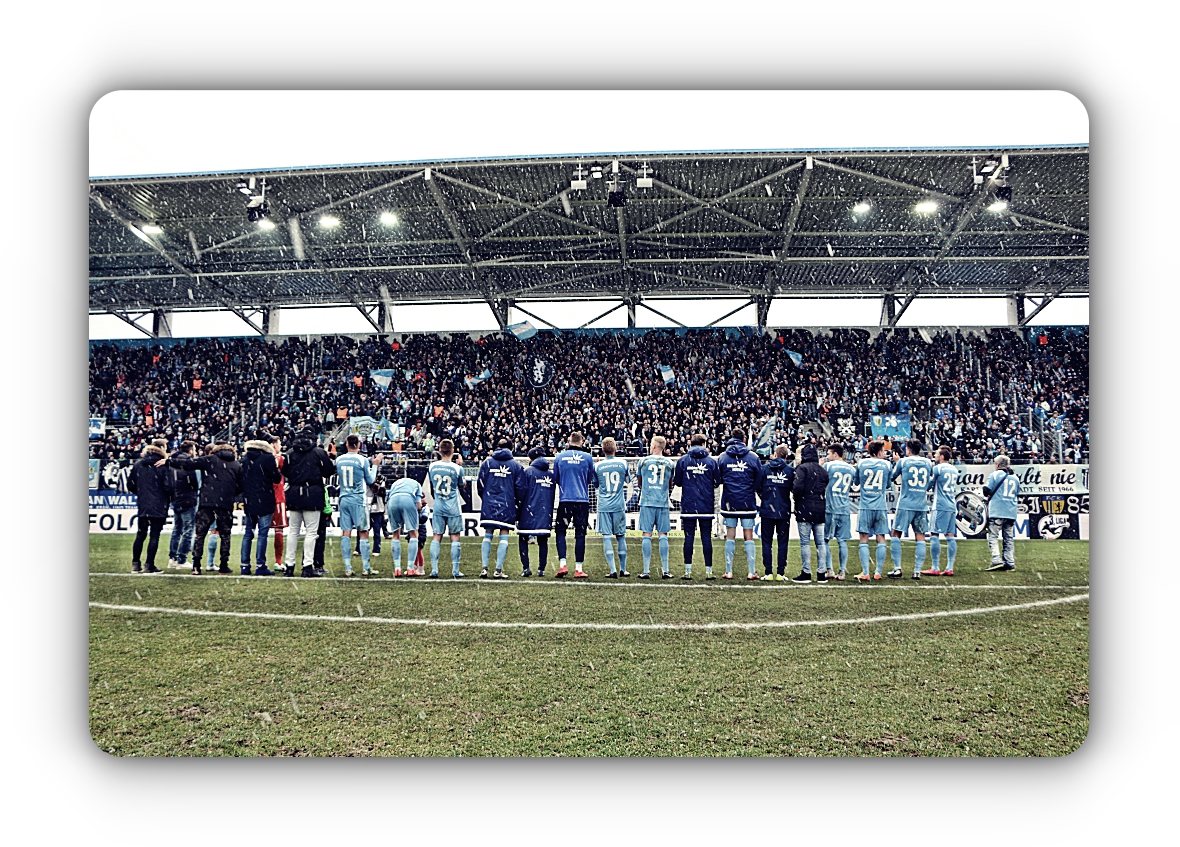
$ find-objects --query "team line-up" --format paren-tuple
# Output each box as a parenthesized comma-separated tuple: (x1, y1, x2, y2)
(126, 426, 1024, 583)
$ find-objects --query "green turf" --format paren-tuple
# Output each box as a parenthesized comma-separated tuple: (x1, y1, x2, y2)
(88, 533, 1089, 757)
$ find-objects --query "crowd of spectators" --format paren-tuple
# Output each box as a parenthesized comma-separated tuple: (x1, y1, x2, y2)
(89, 325, 1089, 477)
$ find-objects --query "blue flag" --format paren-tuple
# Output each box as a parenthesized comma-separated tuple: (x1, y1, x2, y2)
(786, 349, 803, 368)
(508, 321, 537, 341)
(464, 368, 493, 389)
(750, 416, 777, 457)
(369, 369, 396, 392)
(870, 413, 911, 439)
(659, 364, 675, 384)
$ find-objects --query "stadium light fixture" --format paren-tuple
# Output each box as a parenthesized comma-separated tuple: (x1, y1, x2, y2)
(141, 223, 163, 235)
(636, 162, 653, 190)
(988, 183, 1013, 213)
(852, 201, 871, 214)
(257, 219, 276, 230)
(380, 211, 398, 226)
(915, 199, 939, 214)
(570, 162, 587, 191)
(320, 215, 340, 228)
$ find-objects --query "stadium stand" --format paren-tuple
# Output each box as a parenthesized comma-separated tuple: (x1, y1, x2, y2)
(89, 325, 1088, 478)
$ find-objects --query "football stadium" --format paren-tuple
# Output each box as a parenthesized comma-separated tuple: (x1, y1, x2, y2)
(89, 126, 1089, 757)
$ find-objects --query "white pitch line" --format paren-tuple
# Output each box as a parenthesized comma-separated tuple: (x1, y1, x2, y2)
(86, 572, 1087, 592)
(89, 592, 1088, 632)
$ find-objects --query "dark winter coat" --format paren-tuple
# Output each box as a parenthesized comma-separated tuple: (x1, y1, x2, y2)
(757, 457, 795, 519)
(717, 439, 763, 517)
(282, 429, 335, 512)
(168, 445, 242, 511)
(792, 445, 829, 524)
(166, 450, 200, 511)
(517, 456, 557, 533)
(240, 439, 282, 517)
(673, 445, 721, 518)
(129, 444, 171, 518)
(477, 447, 525, 528)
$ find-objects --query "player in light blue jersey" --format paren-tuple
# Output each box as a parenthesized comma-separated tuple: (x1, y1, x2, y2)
(854, 440, 894, 582)
(594, 437, 632, 578)
(425, 439, 467, 578)
(823, 443, 856, 580)
(387, 475, 426, 577)
(335, 435, 383, 576)
(888, 440, 935, 579)
(924, 445, 959, 576)
(637, 436, 676, 578)
(983, 454, 1021, 572)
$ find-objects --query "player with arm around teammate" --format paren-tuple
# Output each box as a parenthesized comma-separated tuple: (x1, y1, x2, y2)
(637, 435, 676, 579)
(983, 454, 1020, 572)
(595, 437, 633, 578)
(425, 439, 466, 578)
(673, 433, 721, 580)
(888, 440, 935, 580)
(553, 432, 595, 578)
(387, 474, 426, 577)
(477, 439, 525, 579)
(923, 445, 960, 576)
(717, 429, 763, 580)
(517, 447, 557, 577)
(336, 434, 383, 576)
(822, 443, 856, 582)
(756, 444, 794, 581)
(853, 440, 893, 583)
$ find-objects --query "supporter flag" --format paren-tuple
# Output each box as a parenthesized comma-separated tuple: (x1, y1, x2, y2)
(508, 320, 537, 341)
(750, 416, 777, 457)
(88, 417, 105, 440)
(870, 413, 912, 440)
(659, 364, 675, 384)
(464, 368, 493, 389)
(785, 349, 803, 368)
(527, 355, 555, 389)
(369, 369, 396, 391)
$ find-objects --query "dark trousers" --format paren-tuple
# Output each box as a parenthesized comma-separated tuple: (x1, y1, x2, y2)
(193, 507, 233, 568)
(762, 517, 791, 575)
(132, 516, 167, 567)
(518, 536, 550, 572)
(313, 511, 330, 568)
(682, 517, 714, 567)
(554, 502, 589, 562)
(369, 511, 385, 553)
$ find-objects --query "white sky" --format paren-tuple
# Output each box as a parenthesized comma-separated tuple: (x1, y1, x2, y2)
(88, 91, 1089, 338)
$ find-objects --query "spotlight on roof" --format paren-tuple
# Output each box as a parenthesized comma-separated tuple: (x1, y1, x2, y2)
(141, 223, 163, 235)
(380, 212, 398, 226)
(257, 219, 276, 230)
(988, 183, 1013, 212)
(246, 202, 269, 223)
(915, 200, 938, 214)
(570, 162, 587, 191)
(635, 162, 653, 190)
(852, 201, 871, 214)
(320, 215, 340, 228)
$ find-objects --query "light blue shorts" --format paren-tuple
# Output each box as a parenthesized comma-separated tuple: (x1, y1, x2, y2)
(387, 494, 420, 535)
(893, 508, 929, 535)
(639, 506, 670, 534)
(723, 516, 756, 529)
(825, 512, 852, 542)
(432, 512, 463, 536)
(598, 510, 627, 537)
(930, 510, 957, 536)
(338, 498, 369, 533)
(857, 508, 890, 536)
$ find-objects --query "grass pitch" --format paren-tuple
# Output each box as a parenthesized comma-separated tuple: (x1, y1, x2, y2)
(89, 534, 1088, 757)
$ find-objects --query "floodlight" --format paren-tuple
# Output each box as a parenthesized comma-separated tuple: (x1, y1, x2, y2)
(257, 219, 276, 230)
(142, 224, 163, 235)
(853, 201, 871, 214)
(320, 215, 340, 228)
(246, 202, 269, 223)
(380, 212, 398, 226)
(915, 200, 938, 214)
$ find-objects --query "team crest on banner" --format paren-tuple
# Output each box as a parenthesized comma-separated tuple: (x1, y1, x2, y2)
(528, 356, 555, 389)
(870, 413, 911, 439)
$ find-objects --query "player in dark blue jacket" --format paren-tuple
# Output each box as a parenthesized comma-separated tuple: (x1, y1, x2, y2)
(477, 439, 525, 579)
(716, 430, 763, 580)
(552, 431, 594, 578)
(517, 447, 557, 577)
(673, 434, 721, 580)
(757, 445, 794, 580)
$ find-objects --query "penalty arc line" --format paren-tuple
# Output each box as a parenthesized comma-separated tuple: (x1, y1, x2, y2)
(88, 592, 1088, 632)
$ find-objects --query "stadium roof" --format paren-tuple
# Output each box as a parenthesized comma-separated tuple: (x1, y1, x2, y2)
(89, 146, 1088, 334)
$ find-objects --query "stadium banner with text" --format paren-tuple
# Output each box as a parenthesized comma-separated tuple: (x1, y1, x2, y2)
(869, 413, 911, 439)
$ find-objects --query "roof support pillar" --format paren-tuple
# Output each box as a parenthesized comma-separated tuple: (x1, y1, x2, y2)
(754, 294, 772, 331)
(881, 293, 897, 328)
(1006, 295, 1026, 327)
(489, 297, 512, 331)
(151, 309, 173, 338)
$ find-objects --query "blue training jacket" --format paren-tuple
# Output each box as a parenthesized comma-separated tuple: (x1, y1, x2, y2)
(477, 448, 525, 528)
(553, 448, 594, 503)
(518, 456, 557, 534)
(673, 445, 721, 518)
(717, 439, 763, 517)
(757, 457, 795, 519)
